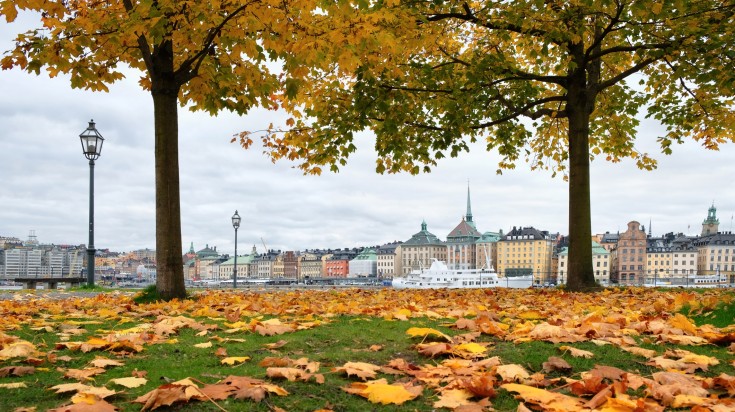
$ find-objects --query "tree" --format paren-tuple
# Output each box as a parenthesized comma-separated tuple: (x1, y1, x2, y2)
(246, 0, 735, 291)
(1, 0, 313, 299)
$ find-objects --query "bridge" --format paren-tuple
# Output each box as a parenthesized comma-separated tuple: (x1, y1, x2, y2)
(13, 277, 87, 290)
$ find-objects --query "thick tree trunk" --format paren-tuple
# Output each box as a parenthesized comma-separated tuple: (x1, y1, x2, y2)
(149, 39, 187, 301)
(565, 69, 597, 291)
(152, 89, 186, 300)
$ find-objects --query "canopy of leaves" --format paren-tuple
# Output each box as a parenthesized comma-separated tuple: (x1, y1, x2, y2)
(1, 0, 322, 114)
(245, 0, 735, 176)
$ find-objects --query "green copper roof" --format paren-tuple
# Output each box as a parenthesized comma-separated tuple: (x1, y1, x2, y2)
(353, 248, 377, 261)
(221, 255, 255, 265)
(403, 221, 445, 246)
(476, 231, 502, 243)
(558, 241, 609, 256)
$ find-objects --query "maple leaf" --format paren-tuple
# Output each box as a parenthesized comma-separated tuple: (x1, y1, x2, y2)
(542, 356, 572, 373)
(218, 375, 289, 401)
(342, 378, 423, 405)
(264, 339, 288, 349)
(451, 342, 489, 359)
(133, 378, 207, 411)
(461, 372, 497, 398)
(47, 398, 118, 412)
(433, 388, 474, 409)
(221, 356, 250, 365)
(0, 340, 40, 360)
(0, 382, 27, 389)
(495, 365, 530, 383)
(416, 342, 453, 357)
(0, 365, 35, 377)
(109, 377, 147, 388)
(620, 346, 657, 358)
(650, 371, 710, 405)
(89, 358, 124, 368)
(406, 327, 451, 341)
(63, 367, 106, 381)
(50, 383, 95, 394)
(255, 319, 296, 336)
(332, 362, 381, 380)
(501, 383, 585, 411)
(558, 345, 594, 358)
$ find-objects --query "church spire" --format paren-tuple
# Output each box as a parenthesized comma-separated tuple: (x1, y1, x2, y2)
(465, 182, 474, 228)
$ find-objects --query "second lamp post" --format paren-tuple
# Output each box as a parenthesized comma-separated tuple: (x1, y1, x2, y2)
(232, 210, 241, 288)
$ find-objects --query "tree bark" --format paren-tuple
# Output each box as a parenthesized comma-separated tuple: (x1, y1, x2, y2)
(565, 65, 597, 291)
(151, 41, 187, 300)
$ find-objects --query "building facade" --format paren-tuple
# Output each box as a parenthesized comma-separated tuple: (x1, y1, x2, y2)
(614, 221, 648, 285)
(557, 241, 610, 285)
(496, 226, 554, 283)
(400, 221, 447, 275)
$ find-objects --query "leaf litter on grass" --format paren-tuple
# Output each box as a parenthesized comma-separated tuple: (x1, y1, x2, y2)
(0, 287, 733, 410)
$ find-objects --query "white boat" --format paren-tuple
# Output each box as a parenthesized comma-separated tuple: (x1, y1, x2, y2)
(392, 259, 533, 289)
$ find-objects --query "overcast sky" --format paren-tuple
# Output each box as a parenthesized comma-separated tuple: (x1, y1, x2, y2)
(2, 15, 734, 255)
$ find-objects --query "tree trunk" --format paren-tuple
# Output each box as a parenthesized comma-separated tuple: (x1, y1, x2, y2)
(152, 90, 186, 299)
(565, 68, 597, 291)
(150, 41, 187, 300)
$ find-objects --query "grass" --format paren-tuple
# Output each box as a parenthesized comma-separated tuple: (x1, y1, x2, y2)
(1, 288, 734, 411)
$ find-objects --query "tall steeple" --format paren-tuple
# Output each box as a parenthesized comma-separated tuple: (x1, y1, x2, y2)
(465, 182, 475, 228)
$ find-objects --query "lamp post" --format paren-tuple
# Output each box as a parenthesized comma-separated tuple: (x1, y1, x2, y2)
(79, 120, 104, 287)
(232, 210, 241, 288)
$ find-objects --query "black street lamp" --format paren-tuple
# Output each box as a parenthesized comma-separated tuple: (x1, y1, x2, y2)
(232, 210, 241, 288)
(79, 120, 104, 287)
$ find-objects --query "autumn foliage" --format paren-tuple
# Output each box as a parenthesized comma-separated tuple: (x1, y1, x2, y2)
(0, 287, 734, 411)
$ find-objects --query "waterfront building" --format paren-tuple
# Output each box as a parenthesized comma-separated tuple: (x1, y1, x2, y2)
(557, 241, 610, 285)
(376, 242, 402, 278)
(693, 232, 735, 281)
(349, 248, 377, 277)
(219, 255, 254, 280)
(299, 251, 324, 280)
(475, 231, 501, 271)
(613, 221, 647, 285)
(399, 221, 446, 275)
(446, 186, 482, 269)
(496, 226, 554, 283)
(283, 251, 298, 280)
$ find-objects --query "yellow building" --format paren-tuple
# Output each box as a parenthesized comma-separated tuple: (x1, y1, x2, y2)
(496, 226, 554, 284)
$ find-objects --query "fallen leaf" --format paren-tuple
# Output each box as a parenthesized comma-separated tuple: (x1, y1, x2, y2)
(559, 345, 594, 358)
(501, 383, 585, 411)
(109, 377, 147, 388)
(220, 356, 250, 365)
(342, 379, 422, 405)
(542, 357, 572, 373)
(406, 327, 451, 341)
(433, 389, 473, 408)
(332, 362, 381, 380)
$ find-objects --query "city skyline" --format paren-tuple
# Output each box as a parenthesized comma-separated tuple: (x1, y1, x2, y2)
(2, 13, 735, 256)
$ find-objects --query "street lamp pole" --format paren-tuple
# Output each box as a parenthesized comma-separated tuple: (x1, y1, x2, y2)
(79, 120, 104, 287)
(232, 211, 241, 288)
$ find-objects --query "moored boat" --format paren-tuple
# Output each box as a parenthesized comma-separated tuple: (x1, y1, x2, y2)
(392, 259, 533, 289)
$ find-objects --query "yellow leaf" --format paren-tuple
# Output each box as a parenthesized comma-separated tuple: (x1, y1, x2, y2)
(559, 345, 594, 358)
(109, 377, 147, 388)
(193, 342, 212, 348)
(668, 313, 697, 335)
(405, 327, 451, 341)
(221, 356, 250, 365)
(433, 389, 473, 409)
(0, 382, 27, 389)
(496, 364, 530, 383)
(453, 342, 488, 355)
(501, 383, 584, 411)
